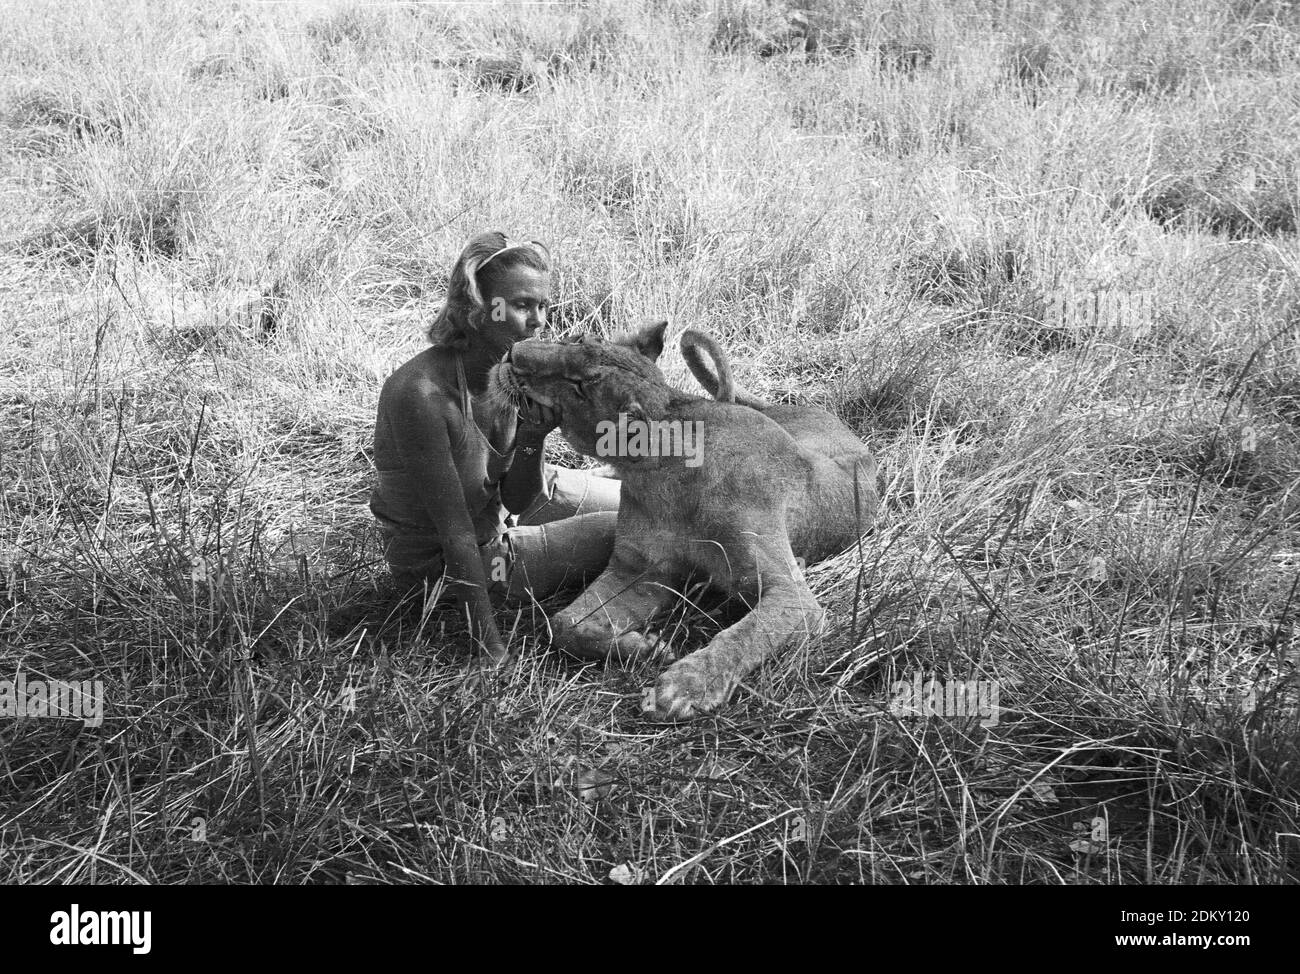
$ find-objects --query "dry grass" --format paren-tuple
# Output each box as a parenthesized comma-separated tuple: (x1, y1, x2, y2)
(1, 0, 1298, 884)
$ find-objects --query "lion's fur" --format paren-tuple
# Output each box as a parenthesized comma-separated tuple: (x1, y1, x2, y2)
(489, 321, 878, 718)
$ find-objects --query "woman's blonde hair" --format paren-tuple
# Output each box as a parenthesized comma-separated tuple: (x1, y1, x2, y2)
(427, 231, 552, 348)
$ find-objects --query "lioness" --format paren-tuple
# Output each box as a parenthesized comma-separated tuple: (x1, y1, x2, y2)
(489, 321, 878, 718)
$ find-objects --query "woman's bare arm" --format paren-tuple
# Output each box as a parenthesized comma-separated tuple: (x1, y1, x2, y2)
(500, 425, 547, 514)
(500, 406, 557, 515)
(391, 377, 506, 660)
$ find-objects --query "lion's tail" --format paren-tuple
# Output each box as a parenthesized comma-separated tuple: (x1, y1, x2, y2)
(680, 328, 768, 409)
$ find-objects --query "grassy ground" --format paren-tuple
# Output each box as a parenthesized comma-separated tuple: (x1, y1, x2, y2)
(1, 0, 1298, 884)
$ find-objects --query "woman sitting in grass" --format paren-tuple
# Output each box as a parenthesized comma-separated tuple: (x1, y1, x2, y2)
(370, 231, 620, 662)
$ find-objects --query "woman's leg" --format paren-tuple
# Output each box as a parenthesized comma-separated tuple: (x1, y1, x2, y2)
(516, 464, 621, 527)
(375, 517, 444, 593)
(379, 464, 620, 604)
(502, 464, 621, 599)
(488, 510, 619, 602)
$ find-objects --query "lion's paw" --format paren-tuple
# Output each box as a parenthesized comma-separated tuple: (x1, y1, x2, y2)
(650, 657, 730, 720)
(614, 628, 674, 663)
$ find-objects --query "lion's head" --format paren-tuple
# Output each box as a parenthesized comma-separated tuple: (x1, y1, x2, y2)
(489, 320, 671, 458)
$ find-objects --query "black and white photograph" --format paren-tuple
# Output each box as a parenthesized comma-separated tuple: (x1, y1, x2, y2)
(0, 0, 1296, 913)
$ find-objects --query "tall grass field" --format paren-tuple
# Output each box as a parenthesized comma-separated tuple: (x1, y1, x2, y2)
(1, 0, 1298, 884)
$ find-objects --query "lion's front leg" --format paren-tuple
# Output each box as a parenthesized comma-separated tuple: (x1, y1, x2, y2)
(652, 544, 824, 719)
(551, 558, 680, 662)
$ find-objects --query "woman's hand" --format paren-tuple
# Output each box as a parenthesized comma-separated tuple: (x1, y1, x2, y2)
(517, 400, 560, 441)
(502, 400, 553, 515)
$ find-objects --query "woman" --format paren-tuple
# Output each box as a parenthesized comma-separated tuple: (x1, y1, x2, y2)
(370, 232, 621, 662)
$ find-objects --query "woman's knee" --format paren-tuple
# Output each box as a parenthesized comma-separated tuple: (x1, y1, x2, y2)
(499, 514, 616, 602)
(518, 465, 620, 524)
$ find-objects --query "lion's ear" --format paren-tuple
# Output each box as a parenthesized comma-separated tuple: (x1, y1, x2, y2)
(616, 319, 668, 362)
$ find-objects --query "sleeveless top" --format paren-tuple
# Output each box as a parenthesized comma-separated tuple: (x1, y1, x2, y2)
(370, 357, 515, 552)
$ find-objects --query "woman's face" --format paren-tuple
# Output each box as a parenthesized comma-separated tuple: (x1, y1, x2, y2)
(479, 264, 550, 354)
